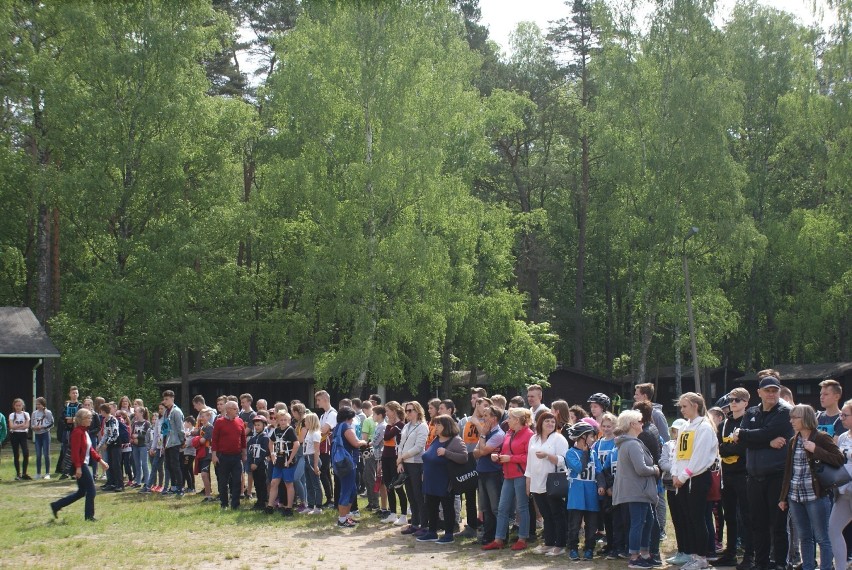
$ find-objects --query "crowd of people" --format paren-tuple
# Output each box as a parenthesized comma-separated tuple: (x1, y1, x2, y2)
(5, 372, 852, 570)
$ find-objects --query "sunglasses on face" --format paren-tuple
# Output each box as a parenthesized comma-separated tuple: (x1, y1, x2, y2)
(730, 398, 745, 403)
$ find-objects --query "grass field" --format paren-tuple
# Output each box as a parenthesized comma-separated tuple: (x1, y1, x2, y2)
(0, 446, 680, 570)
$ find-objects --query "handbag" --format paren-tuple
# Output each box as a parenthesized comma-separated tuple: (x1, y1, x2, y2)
(448, 452, 479, 493)
(546, 470, 569, 498)
(813, 460, 852, 490)
(707, 460, 722, 501)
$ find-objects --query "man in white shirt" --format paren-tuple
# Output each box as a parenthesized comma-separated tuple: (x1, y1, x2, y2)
(528, 384, 550, 421)
(316, 390, 337, 507)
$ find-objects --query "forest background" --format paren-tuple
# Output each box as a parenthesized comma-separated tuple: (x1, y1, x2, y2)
(0, 0, 848, 410)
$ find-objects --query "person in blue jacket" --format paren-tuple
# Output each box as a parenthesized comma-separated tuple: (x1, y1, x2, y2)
(565, 422, 606, 561)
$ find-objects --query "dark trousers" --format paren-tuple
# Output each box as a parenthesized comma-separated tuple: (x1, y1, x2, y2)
(534, 492, 567, 547)
(669, 489, 688, 553)
(106, 446, 123, 488)
(568, 509, 599, 551)
(217, 454, 242, 508)
(164, 446, 182, 490)
(252, 466, 268, 507)
(612, 503, 630, 554)
(673, 470, 712, 557)
(122, 451, 133, 482)
(425, 493, 455, 534)
(52, 463, 96, 519)
(403, 463, 425, 527)
(748, 473, 787, 568)
(722, 472, 752, 559)
(381, 457, 407, 514)
(182, 455, 195, 490)
(10, 432, 29, 476)
(463, 486, 478, 528)
(319, 452, 333, 504)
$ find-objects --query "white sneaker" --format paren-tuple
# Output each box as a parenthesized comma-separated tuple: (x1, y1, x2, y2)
(309, 507, 322, 515)
(393, 515, 408, 526)
(682, 556, 709, 570)
(532, 544, 551, 554)
(349, 510, 361, 520)
(381, 513, 398, 524)
(34, 474, 42, 480)
(43, 474, 50, 480)
(667, 553, 690, 565)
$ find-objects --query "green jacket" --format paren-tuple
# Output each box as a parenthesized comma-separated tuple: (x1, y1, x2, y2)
(0, 413, 7, 443)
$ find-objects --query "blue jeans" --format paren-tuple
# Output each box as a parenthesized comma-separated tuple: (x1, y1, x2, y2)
(627, 502, 653, 554)
(35, 432, 51, 475)
(303, 456, 323, 508)
(478, 470, 503, 542)
(496, 476, 530, 540)
(789, 496, 832, 570)
(132, 446, 149, 487)
(147, 453, 162, 488)
(294, 451, 307, 504)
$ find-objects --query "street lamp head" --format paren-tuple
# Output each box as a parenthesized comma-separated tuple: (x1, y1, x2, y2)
(684, 226, 699, 241)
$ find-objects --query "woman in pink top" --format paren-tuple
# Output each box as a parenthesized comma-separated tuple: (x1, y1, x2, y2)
(483, 407, 534, 551)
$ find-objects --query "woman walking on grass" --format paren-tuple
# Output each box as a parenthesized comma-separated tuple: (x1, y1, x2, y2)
(50, 408, 109, 522)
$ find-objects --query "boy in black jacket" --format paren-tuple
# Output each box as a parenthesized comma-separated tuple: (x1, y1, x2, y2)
(248, 416, 270, 510)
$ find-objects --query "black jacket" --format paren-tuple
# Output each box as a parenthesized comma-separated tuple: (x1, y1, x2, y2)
(738, 403, 793, 477)
(718, 414, 747, 475)
(639, 423, 662, 466)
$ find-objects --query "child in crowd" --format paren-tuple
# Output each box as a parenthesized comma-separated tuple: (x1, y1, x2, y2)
(145, 410, 165, 493)
(301, 412, 323, 514)
(248, 416, 270, 510)
(593, 412, 618, 555)
(131, 407, 151, 489)
(32, 397, 54, 479)
(116, 410, 134, 485)
(98, 403, 123, 492)
(193, 409, 215, 500)
(181, 417, 196, 492)
(267, 411, 300, 516)
(566, 422, 605, 561)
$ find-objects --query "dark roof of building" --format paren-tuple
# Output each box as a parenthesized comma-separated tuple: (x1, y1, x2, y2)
(616, 366, 742, 384)
(552, 365, 621, 387)
(736, 363, 852, 382)
(0, 307, 60, 358)
(158, 359, 314, 386)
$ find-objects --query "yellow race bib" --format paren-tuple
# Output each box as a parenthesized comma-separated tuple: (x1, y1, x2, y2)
(676, 430, 695, 461)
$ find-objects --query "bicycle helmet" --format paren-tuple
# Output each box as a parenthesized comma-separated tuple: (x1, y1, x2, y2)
(587, 393, 612, 411)
(566, 421, 598, 441)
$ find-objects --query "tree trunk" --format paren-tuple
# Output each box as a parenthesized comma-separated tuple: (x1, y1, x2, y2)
(440, 341, 453, 400)
(136, 348, 145, 386)
(674, 325, 682, 397)
(637, 312, 654, 385)
(50, 207, 60, 315)
(180, 348, 190, 412)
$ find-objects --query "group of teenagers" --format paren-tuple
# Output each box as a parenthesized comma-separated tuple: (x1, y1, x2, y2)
(16, 371, 852, 570)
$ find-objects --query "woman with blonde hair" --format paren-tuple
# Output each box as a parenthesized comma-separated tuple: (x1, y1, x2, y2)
(483, 407, 534, 551)
(397, 401, 428, 535)
(301, 412, 323, 514)
(50, 408, 109, 521)
(670, 392, 719, 570)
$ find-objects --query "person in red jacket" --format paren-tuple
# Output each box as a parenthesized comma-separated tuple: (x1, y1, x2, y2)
(50, 408, 109, 521)
(483, 407, 534, 551)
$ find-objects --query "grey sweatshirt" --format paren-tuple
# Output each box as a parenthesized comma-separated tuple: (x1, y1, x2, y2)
(612, 434, 659, 506)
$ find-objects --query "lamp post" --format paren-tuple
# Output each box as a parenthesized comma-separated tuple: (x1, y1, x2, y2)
(682, 227, 701, 396)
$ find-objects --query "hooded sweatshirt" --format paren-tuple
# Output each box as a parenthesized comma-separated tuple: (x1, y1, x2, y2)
(612, 434, 659, 506)
(670, 416, 718, 483)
